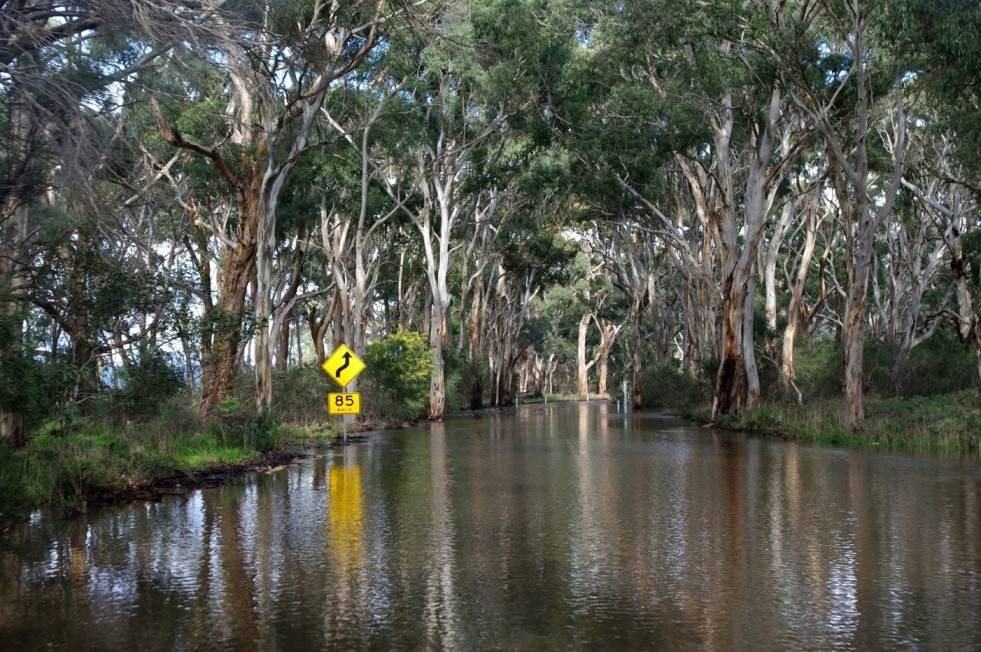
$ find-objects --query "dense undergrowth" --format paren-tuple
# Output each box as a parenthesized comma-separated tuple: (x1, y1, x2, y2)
(711, 391, 981, 452)
(0, 331, 440, 521)
(641, 335, 981, 453)
(0, 394, 335, 522)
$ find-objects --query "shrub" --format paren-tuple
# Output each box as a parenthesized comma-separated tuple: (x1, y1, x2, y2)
(271, 365, 332, 424)
(212, 395, 280, 451)
(639, 364, 712, 413)
(792, 334, 977, 400)
(110, 348, 186, 421)
(792, 337, 845, 399)
(443, 346, 487, 411)
(865, 335, 977, 398)
(361, 328, 433, 423)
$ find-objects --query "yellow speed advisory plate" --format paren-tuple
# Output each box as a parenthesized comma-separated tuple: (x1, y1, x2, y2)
(328, 392, 361, 415)
(322, 343, 366, 388)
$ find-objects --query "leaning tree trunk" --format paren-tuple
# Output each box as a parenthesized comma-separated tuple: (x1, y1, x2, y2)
(199, 203, 258, 416)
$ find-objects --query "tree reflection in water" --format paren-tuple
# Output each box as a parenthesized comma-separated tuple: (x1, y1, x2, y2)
(0, 404, 978, 649)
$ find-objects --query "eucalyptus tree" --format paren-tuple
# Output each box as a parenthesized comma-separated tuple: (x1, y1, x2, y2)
(522, 287, 577, 396)
(376, 0, 556, 419)
(886, 0, 981, 383)
(869, 185, 948, 354)
(317, 76, 413, 371)
(554, 0, 811, 417)
(597, 220, 658, 408)
(572, 254, 603, 396)
(0, 0, 208, 441)
(765, 0, 908, 424)
(658, 1, 807, 418)
(901, 130, 981, 384)
(485, 209, 574, 406)
(378, 60, 499, 418)
(779, 179, 830, 394)
(146, 0, 407, 415)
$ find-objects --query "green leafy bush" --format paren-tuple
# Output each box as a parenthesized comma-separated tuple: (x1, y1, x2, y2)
(443, 346, 486, 411)
(0, 307, 69, 440)
(792, 335, 977, 400)
(792, 337, 845, 399)
(361, 328, 433, 423)
(864, 335, 977, 397)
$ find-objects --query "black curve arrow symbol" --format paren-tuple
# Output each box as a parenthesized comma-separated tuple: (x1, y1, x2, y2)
(335, 352, 352, 378)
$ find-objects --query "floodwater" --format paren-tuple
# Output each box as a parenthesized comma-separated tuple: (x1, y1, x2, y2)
(1, 403, 979, 650)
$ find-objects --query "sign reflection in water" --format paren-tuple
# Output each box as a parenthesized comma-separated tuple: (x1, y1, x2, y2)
(325, 457, 365, 633)
(0, 403, 978, 650)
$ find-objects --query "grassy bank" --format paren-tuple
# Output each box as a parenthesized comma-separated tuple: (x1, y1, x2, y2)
(0, 407, 339, 523)
(640, 338, 981, 453)
(698, 391, 981, 453)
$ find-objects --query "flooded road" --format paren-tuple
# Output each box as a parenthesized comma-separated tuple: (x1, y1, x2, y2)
(1, 403, 979, 649)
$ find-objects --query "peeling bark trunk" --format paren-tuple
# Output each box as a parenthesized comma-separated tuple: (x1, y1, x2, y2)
(713, 281, 748, 418)
(199, 232, 256, 416)
(781, 203, 818, 390)
(843, 262, 870, 423)
(594, 319, 621, 396)
(576, 312, 594, 395)
(428, 318, 447, 421)
(276, 318, 291, 370)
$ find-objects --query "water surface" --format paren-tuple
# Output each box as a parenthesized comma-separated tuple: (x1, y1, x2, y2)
(1, 403, 979, 649)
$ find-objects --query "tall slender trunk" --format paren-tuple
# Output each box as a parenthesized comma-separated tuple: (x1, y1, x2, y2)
(764, 200, 794, 358)
(781, 204, 818, 391)
(743, 280, 761, 409)
(843, 254, 871, 423)
(277, 317, 291, 370)
(629, 296, 646, 409)
(576, 313, 593, 395)
(254, 207, 274, 413)
(711, 87, 779, 420)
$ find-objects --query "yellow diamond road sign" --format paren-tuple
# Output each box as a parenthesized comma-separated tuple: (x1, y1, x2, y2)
(322, 343, 365, 388)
